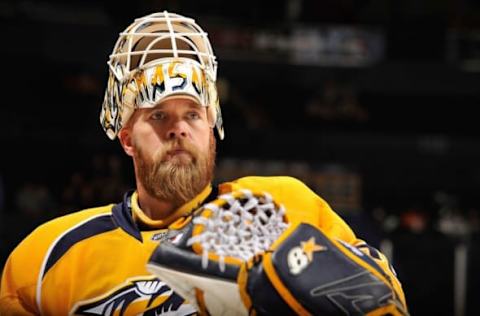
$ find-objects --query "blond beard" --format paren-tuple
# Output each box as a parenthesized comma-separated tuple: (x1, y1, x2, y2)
(135, 133, 216, 208)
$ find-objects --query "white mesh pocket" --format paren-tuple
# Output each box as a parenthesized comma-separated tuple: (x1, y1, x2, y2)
(187, 189, 289, 271)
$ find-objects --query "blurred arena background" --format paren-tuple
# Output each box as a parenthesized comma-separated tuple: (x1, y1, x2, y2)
(1, 0, 480, 315)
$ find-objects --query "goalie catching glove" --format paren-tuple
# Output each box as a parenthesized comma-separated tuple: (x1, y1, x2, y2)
(147, 189, 407, 316)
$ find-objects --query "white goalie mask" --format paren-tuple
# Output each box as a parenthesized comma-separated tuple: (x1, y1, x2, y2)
(100, 11, 224, 140)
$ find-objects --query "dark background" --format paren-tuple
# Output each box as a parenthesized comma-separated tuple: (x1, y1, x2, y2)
(1, 0, 480, 315)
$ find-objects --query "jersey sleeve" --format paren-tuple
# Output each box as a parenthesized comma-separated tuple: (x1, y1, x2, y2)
(1, 234, 43, 315)
(1, 206, 114, 315)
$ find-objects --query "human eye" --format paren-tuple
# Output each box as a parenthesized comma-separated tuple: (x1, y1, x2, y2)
(151, 111, 166, 121)
(186, 111, 201, 120)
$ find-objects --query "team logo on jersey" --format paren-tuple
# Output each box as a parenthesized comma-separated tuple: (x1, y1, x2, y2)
(71, 276, 196, 316)
(287, 237, 327, 275)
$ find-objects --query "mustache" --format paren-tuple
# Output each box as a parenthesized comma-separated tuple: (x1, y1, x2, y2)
(158, 139, 198, 162)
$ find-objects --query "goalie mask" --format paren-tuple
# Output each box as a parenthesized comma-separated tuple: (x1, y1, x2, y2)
(100, 11, 224, 140)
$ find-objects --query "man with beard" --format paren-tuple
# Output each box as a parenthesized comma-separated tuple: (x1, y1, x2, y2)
(0, 11, 407, 316)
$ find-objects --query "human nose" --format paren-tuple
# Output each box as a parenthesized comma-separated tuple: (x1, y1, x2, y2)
(166, 119, 189, 140)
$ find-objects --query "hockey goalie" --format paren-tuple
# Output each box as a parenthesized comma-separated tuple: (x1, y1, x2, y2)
(147, 177, 408, 316)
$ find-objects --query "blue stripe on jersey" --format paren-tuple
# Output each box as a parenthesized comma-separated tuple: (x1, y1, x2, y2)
(111, 191, 143, 242)
(42, 214, 116, 280)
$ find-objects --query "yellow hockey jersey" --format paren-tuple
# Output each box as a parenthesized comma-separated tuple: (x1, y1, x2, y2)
(0, 176, 406, 315)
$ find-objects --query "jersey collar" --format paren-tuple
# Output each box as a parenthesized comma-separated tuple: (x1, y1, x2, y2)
(112, 185, 217, 242)
(131, 185, 212, 229)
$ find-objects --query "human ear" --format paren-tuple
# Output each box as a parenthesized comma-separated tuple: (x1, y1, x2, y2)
(118, 127, 135, 157)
